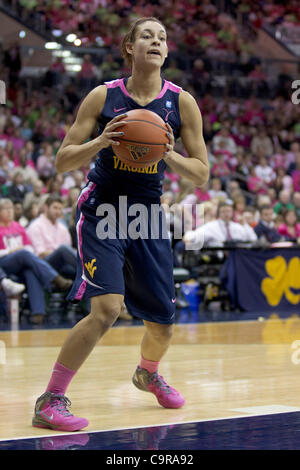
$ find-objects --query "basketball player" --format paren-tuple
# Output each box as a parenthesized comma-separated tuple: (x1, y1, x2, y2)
(32, 17, 209, 431)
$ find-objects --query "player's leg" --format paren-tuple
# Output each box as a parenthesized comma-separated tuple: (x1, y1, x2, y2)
(32, 293, 123, 432)
(141, 320, 174, 362)
(132, 320, 185, 409)
(124, 206, 185, 408)
(56, 293, 123, 370)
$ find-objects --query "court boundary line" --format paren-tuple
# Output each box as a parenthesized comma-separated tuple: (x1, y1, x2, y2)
(1, 408, 300, 442)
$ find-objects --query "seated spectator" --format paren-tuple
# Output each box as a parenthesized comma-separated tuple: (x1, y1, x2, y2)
(247, 167, 268, 194)
(242, 206, 257, 228)
(251, 128, 274, 157)
(12, 148, 38, 185)
(183, 202, 257, 248)
(254, 205, 281, 243)
(255, 156, 276, 186)
(277, 209, 300, 243)
(208, 178, 227, 199)
(6, 170, 31, 203)
(274, 166, 293, 194)
(26, 195, 77, 279)
(13, 201, 28, 228)
(0, 198, 72, 324)
(291, 152, 300, 192)
(212, 127, 237, 155)
(0, 265, 25, 296)
(232, 195, 247, 224)
(273, 189, 295, 215)
(24, 201, 40, 228)
(292, 192, 300, 220)
(23, 179, 46, 212)
(36, 143, 56, 183)
(211, 154, 231, 183)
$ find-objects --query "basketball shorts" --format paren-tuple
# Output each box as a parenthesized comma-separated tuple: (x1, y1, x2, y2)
(67, 182, 176, 324)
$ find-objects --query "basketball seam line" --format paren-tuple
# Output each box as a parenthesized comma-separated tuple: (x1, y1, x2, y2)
(121, 119, 168, 132)
(116, 138, 166, 146)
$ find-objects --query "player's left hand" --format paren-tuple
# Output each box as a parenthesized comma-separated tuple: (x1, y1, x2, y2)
(164, 123, 174, 160)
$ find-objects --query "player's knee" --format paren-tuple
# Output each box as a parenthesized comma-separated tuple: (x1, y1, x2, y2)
(147, 323, 174, 344)
(90, 295, 123, 330)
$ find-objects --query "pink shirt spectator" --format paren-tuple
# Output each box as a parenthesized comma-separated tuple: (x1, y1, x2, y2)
(247, 174, 267, 194)
(26, 214, 72, 256)
(292, 170, 300, 192)
(0, 221, 34, 257)
(277, 223, 300, 240)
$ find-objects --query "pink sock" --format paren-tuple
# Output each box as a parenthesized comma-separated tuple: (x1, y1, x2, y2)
(140, 356, 159, 374)
(46, 361, 76, 395)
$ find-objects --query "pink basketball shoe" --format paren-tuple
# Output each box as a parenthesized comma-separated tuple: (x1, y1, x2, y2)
(132, 366, 185, 409)
(32, 391, 89, 432)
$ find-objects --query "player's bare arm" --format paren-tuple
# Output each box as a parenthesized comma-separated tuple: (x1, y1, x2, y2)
(163, 90, 209, 187)
(55, 85, 126, 173)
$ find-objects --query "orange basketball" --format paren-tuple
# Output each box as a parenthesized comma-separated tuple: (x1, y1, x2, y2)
(112, 109, 169, 169)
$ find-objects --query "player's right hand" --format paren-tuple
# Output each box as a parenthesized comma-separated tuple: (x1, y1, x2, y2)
(98, 113, 127, 148)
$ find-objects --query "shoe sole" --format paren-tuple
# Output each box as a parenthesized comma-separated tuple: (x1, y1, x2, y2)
(32, 416, 87, 432)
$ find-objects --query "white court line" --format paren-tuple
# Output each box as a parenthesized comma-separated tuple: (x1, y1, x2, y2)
(1, 405, 300, 442)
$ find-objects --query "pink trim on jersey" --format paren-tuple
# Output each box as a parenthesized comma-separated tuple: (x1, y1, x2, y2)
(74, 211, 86, 300)
(163, 80, 182, 95)
(105, 78, 123, 89)
(74, 279, 87, 300)
(105, 78, 182, 102)
(119, 78, 131, 98)
(74, 182, 96, 300)
(77, 182, 96, 210)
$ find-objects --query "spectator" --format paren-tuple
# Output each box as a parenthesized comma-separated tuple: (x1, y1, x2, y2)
(274, 166, 293, 194)
(277, 209, 300, 243)
(0, 266, 25, 297)
(13, 201, 28, 228)
(255, 156, 276, 186)
(211, 154, 231, 183)
(12, 148, 38, 185)
(273, 189, 294, 215)
(183, 202, 257, 248)
(208, 178, 227, 199)
(26, 195, 77, 279)
(292, 192, 300, 220)
(23, 179, 46, 212)
(232, 195, 247, 224)
(6, 170, 30, 203)
(291, 152, 300, 192)
(247, 166, 267, 194)
(254, 205, 281, 243)
(36, 144, 56, 182)
(0, 198, 72, 324)
(251, 128, 274, 157)
(213, 127, 237, 155)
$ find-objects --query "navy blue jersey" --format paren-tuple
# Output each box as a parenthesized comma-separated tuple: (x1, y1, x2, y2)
(87, 77, 182, 202)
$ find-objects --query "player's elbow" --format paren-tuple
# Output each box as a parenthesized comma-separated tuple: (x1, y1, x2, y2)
(55, 151, 67, 174)
(195, 163, 209, 187)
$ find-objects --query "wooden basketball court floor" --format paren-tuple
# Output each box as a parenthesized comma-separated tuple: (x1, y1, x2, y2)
(1, 312, 300, 450)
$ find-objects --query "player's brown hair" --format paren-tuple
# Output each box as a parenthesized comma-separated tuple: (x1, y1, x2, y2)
(121, 17, 166, 66)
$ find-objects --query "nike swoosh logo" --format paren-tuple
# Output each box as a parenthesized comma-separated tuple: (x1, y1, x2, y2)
(39, 411, 54, 421)
(114, 106, 126, 113)
(172, 298, 176, 303)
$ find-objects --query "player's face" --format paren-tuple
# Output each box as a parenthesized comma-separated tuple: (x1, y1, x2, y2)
(130, 21, 168, 69)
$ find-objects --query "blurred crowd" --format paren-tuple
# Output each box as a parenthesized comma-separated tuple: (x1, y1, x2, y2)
(0, 0, 299, 322)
